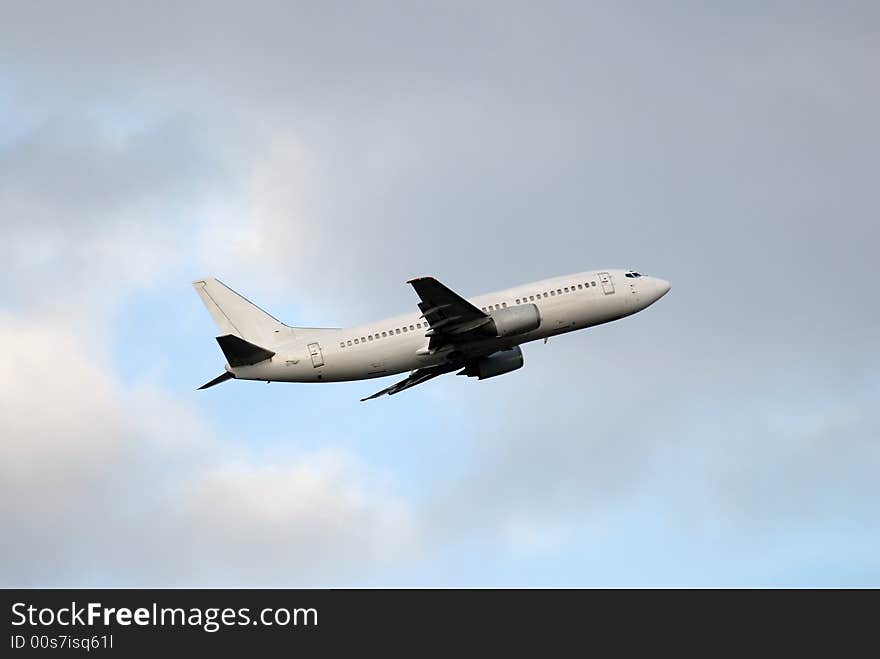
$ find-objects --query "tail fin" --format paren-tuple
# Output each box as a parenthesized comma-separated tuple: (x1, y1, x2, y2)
(192, 278, 292, 347)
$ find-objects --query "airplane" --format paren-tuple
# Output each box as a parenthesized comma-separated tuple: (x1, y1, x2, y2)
(193, 269, 670, 401)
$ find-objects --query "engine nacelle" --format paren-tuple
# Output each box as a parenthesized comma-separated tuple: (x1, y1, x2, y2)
(461, 346, 524, 380)
(488, 304, 541, 338)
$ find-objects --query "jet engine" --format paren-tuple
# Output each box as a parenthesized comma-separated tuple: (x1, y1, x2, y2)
(460, 346, 524, 380)
(487, 304, 541, 337)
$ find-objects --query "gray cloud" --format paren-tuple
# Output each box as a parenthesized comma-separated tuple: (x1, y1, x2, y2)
(1, 2, 878, 584)
(0, 114, 221, 318)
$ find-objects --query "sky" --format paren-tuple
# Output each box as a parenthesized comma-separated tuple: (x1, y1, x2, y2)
(1, 1, 878, 586)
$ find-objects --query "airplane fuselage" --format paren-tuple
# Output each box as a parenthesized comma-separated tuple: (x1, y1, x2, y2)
(230, 269, 670, 384)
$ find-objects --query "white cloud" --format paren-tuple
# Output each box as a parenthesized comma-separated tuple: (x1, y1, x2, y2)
(0, 314, 417, 586)
(0, 116, 211, 317)
(169, 451, 416, 585)
(501, 516, 571, 558)
(0, 101, 423, 586)
(195, 132, 320, 292)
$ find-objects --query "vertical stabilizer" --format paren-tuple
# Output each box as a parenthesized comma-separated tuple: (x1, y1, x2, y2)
(192, 278, 292, 347)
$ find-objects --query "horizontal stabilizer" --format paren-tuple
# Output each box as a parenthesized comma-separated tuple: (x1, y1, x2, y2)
(198, 371, 235, 390)
(215, 334, 275, 367)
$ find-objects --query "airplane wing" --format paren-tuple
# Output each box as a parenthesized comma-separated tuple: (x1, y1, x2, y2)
(407, 276, 492, 347)
(361, 276, 496, 400)
(360, 362, 461, 401)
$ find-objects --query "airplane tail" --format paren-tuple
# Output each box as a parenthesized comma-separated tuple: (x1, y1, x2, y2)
(192, 277, 293, 348)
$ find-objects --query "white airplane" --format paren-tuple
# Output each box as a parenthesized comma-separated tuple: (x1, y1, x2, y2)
(193, 269, 670, 401)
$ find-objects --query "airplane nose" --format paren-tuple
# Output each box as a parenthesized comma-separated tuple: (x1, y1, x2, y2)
(654, 278, 671, 299)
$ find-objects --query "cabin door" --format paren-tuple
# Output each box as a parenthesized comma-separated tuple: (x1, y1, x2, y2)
(307, 342, 324, 368)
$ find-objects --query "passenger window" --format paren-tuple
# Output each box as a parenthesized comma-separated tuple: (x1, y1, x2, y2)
(347, 340, 352, 346)
(592, 281, 596, 287)
(409, 324, 414, 331)
(368, 335, 373, 341)
(564, 287, 569, 293)
(381, 331, 387, 338)
(354, 338, 359, 344)
(502, 302, 507, 308)
(339, 342, 345, 348)
(515, 298, 520, 304)
(550, 290, 555, 296)
(396, 328, 401, 334)
(361, 337, 365, 342)
(577, 284, 583, 290)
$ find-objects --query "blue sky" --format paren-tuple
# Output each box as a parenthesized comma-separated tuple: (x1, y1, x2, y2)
(1, 1, 878, 586)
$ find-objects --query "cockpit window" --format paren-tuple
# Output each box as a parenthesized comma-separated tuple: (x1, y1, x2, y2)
(625, 270, 643, 278)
